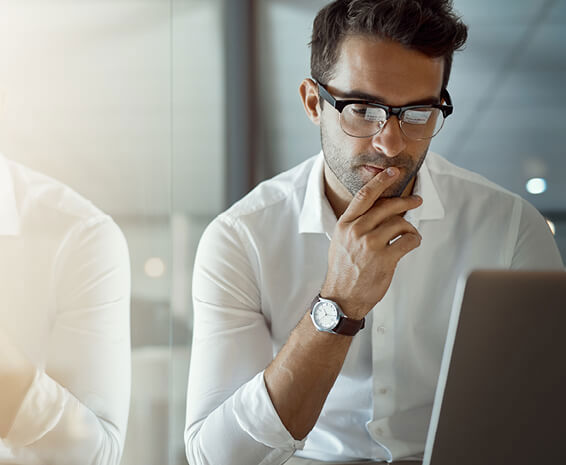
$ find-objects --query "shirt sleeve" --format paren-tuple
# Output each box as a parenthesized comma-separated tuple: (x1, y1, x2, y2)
(510, 199, 564, 269)
(4, 216, 131, 465)
(185, 215, 305, 465)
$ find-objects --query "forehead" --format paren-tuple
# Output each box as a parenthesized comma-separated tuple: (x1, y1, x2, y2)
(329, 35, 444, 106)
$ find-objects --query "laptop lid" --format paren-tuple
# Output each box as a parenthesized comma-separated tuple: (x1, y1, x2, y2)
(423, 270, 566, 465)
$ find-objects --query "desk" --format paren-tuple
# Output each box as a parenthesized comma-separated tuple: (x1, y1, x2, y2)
(286, 458, 421, 465)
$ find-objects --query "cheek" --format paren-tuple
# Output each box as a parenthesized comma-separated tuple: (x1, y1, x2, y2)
(405, 141, 430, 164)
(321, 113, 375, 155)
(320, 110, 340, 134)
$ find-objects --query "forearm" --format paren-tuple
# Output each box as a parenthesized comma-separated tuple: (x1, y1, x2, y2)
(186, 372, 303, 465)
(0, 350, 35, 437)
(264, 311, 353, 440)
(3, 370, 126, 465)
(0, 364, 35, 438)
(186, 312, 348, 462)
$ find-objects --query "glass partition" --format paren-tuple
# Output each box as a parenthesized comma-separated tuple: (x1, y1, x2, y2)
(0, 1, 181, 464)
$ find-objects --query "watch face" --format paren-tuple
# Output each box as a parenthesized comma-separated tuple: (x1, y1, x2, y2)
(313, 301, 339, 330)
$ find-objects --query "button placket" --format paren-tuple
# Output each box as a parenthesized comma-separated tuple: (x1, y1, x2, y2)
(370, 288, 396, 420)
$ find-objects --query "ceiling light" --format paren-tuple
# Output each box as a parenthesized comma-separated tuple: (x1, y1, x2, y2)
(525, 177, 547, 195)
(144, 257, 165, 278)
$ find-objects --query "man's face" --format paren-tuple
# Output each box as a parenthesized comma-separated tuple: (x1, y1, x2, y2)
(319, 36, 445, 199)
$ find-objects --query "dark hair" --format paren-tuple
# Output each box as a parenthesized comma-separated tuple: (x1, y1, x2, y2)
(310, 0, 468, 90)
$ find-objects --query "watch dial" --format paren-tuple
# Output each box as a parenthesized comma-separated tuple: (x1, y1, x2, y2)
(314, 302, 339, 330)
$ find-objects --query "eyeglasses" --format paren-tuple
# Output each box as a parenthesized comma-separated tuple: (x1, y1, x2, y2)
(316, 80, 453, 140)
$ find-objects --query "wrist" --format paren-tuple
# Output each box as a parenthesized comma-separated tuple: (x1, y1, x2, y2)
(318, 290, 370, 320)
(310, 294, 365, 336)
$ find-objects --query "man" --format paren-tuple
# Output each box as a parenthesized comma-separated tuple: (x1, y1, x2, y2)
(185, 1, 563, 464)
(0, 154, 131, 464)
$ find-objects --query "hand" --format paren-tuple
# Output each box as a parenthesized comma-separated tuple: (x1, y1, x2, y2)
(321, 167, 423, 319)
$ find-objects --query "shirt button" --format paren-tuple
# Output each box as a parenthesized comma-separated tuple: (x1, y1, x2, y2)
(379, 387, 388, 395)
(377, 326, 386, 334)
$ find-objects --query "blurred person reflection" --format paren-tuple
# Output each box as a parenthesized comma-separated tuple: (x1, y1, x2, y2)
(0, 153, 130, 464)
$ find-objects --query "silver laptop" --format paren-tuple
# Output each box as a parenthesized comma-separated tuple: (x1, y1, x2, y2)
(423, 270, 566, 465)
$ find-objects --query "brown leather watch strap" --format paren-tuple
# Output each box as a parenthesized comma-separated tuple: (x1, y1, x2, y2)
(334, 314, 365, 336)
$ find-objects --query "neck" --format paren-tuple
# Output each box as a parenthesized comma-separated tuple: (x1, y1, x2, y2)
(323, 164, 350, 218)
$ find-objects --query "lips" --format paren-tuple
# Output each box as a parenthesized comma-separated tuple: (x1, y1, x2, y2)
(362, 165, 385, 175)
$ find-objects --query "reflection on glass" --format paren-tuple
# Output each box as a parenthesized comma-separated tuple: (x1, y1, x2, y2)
(0, 0, 188, 464)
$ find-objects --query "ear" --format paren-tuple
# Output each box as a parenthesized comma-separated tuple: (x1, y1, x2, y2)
(299, 78, 321, 125)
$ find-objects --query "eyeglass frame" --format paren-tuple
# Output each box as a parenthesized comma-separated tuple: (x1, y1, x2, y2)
(315, 79, 454, 140)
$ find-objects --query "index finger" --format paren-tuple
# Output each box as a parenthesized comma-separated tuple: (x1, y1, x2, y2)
(341, 167, 399, 222)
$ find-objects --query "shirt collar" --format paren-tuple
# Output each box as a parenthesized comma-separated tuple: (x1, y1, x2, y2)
(298, 151, 445, 236)
(0, 154, 21, 236)
(406, 152, 445, 228)
(298, 152, 336, 237)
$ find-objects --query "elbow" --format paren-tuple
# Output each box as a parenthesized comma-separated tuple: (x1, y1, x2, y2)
(90, 418, 125, 465)
(185, 424, 206, 465)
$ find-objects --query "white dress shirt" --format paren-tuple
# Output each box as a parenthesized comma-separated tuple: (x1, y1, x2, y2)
(185, 151, 563, 465)
(0, 155, 131, 465)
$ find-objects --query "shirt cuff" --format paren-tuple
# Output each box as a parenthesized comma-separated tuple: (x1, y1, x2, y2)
(4, 370, 68, 447)
(233, 371, 306, 451)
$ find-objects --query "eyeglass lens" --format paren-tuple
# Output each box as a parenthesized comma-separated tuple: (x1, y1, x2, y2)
(340, 104, 445, 140)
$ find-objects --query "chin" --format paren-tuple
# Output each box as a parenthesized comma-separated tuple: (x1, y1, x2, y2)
(382, 176, 413, 198)
(380, 187, 404, 198)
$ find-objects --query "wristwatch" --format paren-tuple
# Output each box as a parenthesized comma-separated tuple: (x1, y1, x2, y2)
(310, 294, 365, 336)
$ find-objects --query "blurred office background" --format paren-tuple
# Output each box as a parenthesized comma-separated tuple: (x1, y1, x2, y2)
(0, 0, 563, 464)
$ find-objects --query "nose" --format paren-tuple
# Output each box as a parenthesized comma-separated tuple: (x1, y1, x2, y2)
(371, 116, 407, 158)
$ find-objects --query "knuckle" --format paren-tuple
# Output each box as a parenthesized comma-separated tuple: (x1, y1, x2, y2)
(391, 233, 421, 255)
(336, 217, 348, 228)
(411, 227, 422, 239)
(406, 233, 422, 248)
(355, 184, 374, 201)
(405, 225, 418, 236)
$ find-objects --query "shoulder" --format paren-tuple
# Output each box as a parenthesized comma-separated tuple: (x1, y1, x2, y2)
(5, 157, 127, 257)
(7, 158, 106, 224)
(218, 154, 317, 227)
(196, 155, 318, 269)
(425, 152, 524, 211)
(426, 152, 518, 199)
(418, 153, 563, 269)
(425, 153, 563, 265)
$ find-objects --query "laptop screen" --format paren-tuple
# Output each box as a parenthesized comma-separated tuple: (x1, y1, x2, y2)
(424, 270, 566, 465)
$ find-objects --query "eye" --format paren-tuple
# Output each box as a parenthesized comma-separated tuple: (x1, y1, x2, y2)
(345, 105, 385, 121)
(403, 109, 433, 125)
(345, 104, 371, 118)
(363, 107, 386, 122)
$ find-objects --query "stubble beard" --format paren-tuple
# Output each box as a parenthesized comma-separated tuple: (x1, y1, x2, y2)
(320, 122, 429, 198)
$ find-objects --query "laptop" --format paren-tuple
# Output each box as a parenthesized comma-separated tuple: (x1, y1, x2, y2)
(423, 269, 566, 465)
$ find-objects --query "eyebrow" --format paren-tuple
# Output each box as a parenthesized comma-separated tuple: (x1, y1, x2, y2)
(334, 88, 441, 106)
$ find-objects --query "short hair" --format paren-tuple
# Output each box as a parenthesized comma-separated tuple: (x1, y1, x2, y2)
(310, 0, 468, 90)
